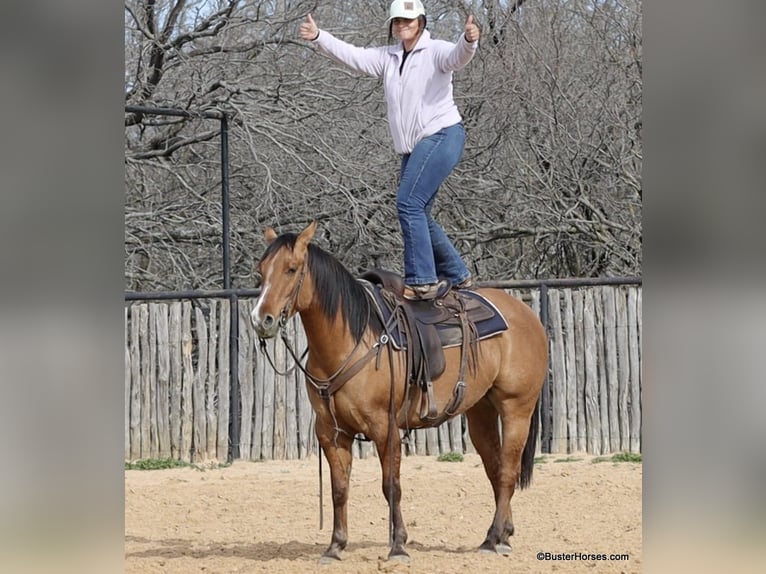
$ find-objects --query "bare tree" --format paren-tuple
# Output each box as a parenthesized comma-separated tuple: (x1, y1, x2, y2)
(125, 0, 641, 291)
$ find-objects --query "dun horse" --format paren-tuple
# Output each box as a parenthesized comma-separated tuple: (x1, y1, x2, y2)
(251, 222, 548, 563)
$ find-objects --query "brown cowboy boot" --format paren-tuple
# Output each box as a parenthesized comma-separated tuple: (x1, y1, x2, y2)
(403, 279, 451, 301)
(453, 277, 476, 290)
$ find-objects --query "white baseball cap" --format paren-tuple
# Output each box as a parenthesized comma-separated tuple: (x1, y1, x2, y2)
(386, 0, 425, 23)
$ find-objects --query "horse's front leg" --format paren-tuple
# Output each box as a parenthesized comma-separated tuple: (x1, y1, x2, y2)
(316, 419, 354, 564)
(375, 428, 409, 561)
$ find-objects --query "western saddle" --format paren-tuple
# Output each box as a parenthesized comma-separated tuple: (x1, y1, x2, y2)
(359, 269, 506, 426)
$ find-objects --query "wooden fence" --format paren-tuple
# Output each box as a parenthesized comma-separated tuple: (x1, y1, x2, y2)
(124, 285, 641, 462)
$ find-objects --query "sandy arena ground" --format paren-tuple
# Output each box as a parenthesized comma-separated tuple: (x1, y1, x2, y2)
(125, 453, 641, 573)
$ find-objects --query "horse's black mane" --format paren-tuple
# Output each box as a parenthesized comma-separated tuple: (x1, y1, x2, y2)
(261, 233, 382, 344)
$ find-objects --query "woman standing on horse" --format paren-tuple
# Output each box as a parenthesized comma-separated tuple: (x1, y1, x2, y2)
(299, 0, 480, 300)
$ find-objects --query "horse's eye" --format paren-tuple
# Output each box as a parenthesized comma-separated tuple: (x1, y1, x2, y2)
(287, 267, 297, 275)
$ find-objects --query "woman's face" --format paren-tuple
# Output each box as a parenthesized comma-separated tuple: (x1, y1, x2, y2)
(392, 17, 420, 43)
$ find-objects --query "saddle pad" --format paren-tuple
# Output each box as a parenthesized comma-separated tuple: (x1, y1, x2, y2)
(361, 280, 509, 350)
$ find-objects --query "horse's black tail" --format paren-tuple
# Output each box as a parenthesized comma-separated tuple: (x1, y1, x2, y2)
(518, 398, 540, 490)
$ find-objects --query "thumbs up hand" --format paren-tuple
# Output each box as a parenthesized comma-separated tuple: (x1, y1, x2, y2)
(299, 14, 320, 41)
(464, 15, 480, 43)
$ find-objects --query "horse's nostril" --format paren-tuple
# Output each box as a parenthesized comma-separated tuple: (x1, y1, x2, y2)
(262, 314, 275, 328)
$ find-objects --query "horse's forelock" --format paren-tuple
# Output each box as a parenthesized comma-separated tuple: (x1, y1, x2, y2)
(260, 233, 298, 265)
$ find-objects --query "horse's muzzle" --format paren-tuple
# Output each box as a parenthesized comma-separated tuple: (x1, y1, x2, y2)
(251, 310, 279, 339)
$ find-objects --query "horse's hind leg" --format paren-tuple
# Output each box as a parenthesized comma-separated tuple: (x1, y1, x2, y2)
(373, 427, 409, 561)
(316, 420, 354, 563)
(495, 407, 534, 554)
(465, 397, 515, 554)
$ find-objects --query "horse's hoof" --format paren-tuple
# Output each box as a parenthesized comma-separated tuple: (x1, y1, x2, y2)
(388, 552, 411, 563)
(496, 543, 512, 556)
(318, 555, 341, 565)
(478, 543, 512, 556)
(478, 540, 496, 555)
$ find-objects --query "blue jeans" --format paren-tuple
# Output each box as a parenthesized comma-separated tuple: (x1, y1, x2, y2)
(396, 123, 471, 286)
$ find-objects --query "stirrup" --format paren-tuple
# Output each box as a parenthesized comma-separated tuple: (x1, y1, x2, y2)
(403, 279, 450, 301)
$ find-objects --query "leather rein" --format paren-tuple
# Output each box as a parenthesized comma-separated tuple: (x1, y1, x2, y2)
(256, 260, 399, 536)
(256, 258, 392, 400)
(256, 259, 400, 537)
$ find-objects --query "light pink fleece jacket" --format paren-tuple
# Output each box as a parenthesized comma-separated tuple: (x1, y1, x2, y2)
(312, 29, 477, 154)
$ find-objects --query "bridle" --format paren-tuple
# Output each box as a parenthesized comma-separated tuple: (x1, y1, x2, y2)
(257, 255, 309, 376)
(278, 256, 309, 331)
(257, 256, 391, 400)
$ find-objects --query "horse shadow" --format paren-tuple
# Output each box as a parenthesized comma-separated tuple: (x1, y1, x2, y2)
(125, 535, 478, 561)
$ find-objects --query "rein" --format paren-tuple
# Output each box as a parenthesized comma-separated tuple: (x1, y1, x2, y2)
(259, 259, 402, 393)
(255, 263, 400, 539)
(258, 257, 386, 395)
(258, 301, 389, 401)
(258, 333, 308, 376)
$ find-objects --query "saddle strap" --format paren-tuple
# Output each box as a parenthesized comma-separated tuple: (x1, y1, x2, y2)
(316, 341, 384, 400)
(389, 301, 420, 388)
(444, 380, 467, 419)
(420, 378, 438, 420)
(419, 297, 473, 425)
(421, 379, 467, 427)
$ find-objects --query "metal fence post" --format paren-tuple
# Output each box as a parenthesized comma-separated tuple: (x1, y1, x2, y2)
(539, 283, 551, 453)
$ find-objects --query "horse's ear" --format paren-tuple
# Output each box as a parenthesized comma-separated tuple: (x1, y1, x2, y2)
(264, 227, 278, 244)
(295, 221, 318, 253)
